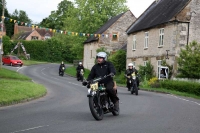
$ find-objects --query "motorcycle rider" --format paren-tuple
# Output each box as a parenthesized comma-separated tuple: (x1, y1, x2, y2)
(59, 61, 65, 74)
(83, 52, 119, 115)
(125, 63, 139, 91)
(76, 62, 85, 81)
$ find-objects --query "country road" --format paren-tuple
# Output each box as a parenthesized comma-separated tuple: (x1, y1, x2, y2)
(1, 64, 200, 133)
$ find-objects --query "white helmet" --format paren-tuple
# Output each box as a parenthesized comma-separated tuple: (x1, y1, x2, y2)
(128, 63, 134, 67)
(79, 62, 82, 65)
(96, 52, 107, 60)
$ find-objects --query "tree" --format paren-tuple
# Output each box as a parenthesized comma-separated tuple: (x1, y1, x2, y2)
(138, 61, 154, 81)
(40, 0, 75, 30)
(178, 41, 200, 79)
(11, 9, 32, 23)
(108, 50, 126, 73)
(75, 0, 128, 33)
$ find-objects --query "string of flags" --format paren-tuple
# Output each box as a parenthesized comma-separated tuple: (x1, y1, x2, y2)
(1, 16, 119, 38)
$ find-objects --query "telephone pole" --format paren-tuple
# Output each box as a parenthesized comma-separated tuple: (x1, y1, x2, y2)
(0, 0, 5, 69)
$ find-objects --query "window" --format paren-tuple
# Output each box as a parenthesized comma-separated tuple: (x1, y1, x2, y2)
(159, 28, 164, 46)
(157, 60, 162, 77)
(132, 35, 136, 50)
(144, 32, 149, 48)
(31, 36, 38, 40)
(112, 32, 118, 41)
(90, 50, 92, 59)
(132, 62, 136, 67)
(144, 61, 147, 66)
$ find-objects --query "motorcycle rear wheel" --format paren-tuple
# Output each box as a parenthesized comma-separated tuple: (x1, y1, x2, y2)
(89, 96, 104, 121)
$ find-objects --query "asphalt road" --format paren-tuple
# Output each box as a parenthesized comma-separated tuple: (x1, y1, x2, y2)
(1, 64, 200, 133)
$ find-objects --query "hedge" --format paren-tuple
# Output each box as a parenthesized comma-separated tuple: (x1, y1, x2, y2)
(160, 80, 200, 96)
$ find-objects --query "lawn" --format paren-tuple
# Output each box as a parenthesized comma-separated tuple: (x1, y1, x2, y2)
(0, 68, 47, 106)
(22, 60, 48, 66)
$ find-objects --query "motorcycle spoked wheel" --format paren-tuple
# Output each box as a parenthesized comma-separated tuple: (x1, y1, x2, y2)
(89, 95, 104, 120)
(80, 75, 83, 82)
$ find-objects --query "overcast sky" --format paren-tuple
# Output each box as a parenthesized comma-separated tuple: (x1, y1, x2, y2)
(5, 0, 154, 23)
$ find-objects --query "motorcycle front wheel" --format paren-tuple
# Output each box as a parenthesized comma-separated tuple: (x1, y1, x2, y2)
(89, 96, 104, 121)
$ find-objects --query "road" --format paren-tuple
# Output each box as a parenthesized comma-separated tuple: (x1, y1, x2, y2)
(0, 64, 200, 133)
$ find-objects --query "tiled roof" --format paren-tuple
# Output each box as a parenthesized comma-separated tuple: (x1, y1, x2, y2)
(17, 26, 53, 37)
(127, 0, 191, 34)
(84, 12, 125, 44)
(18, 31, 32, 40)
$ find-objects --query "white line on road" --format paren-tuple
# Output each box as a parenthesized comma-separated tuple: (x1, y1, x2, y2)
(16, 66, 26, 72)
(10, 125, 49, 133)
(167, 94, 200, 106)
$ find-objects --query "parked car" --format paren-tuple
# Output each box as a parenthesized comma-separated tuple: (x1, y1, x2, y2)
(2, 55, 23, 67)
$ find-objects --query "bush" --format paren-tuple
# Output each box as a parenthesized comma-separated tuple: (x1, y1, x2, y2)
(160, 80, 200, 96)
(148, 77, 160, 88)
(138, 61, 154, 81)
(114, 72, 126, 85)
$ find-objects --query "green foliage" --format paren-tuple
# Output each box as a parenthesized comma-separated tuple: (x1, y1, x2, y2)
(160, 80, 200, 96)
(108, 50, 126, 73)
(113, 72, 126, 84)
(65, 66, 90, 78)
(75, 0, 128, 33)
(2, 36, 13, 55)
(138, 61, 154, 81)
(178, 41, 200, 79)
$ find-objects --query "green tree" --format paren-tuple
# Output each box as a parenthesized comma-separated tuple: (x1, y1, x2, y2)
(138, 61, 154, 81)
(178, 41, 200, 79)
(75, 0, 128, 33)
(40, 0, 75, 30)
(108, 50, 126, 73)
(11, 9, 32, 23)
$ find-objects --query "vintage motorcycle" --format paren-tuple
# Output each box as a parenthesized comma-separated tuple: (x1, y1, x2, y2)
(79, 69, 84, 82)
(84, 74, 119, 121)
(127, 72, 138, 95)
(59, 66, 65, 76)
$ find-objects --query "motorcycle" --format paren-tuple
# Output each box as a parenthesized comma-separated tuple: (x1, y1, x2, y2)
(59, 67, 65, 76)
(79, 69, 84, 82)
(84, 74, 119, 121)
(127, 72, 138, 95)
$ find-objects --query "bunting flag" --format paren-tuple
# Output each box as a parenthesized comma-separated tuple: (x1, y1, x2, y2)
(10, 19, 13, 22)
(21, 22, 24, 25)
(5, 17, 9, 21)
(14, 20, 17, 23)
(25, 23, 27, 26)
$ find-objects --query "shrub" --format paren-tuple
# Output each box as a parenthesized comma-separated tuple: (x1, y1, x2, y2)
(138, 61, 155, 81)
(160, 80, 200, 96)
(148, 77, 160, 88)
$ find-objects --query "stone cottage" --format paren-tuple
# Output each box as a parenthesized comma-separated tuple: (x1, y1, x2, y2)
(126, 0, 200, 78)
(83, 10, 136, 69)
(14, 24, 53, 40)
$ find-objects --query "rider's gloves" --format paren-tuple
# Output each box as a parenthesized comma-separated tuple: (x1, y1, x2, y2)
(110, 72, 115, 77)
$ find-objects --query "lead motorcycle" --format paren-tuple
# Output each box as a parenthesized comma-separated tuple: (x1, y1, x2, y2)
(84, 74, 119, 121)
(127, 72, 138, 95)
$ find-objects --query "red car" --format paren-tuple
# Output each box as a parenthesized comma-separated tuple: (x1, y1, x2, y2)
(2, 55, 23, 67)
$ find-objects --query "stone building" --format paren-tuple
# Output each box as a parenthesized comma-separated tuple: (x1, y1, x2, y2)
(83, 10, 136, 69)
(126, 0, 200, 78)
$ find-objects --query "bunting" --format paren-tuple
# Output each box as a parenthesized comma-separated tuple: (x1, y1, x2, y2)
(2, 15, 120, 39)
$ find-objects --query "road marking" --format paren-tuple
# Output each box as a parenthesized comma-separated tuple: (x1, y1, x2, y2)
(16, 66, 25, 72)
(10, 125, 49, 133)
(167, 94, 200, 106)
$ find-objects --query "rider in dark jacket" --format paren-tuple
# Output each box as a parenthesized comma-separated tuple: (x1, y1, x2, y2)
(125, 63, 139, 90)
(84, 52, 119, 115)
(76, 62, 85, 80)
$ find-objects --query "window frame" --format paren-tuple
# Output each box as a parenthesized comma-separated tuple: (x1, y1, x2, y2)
(159, 28, 164, 47)
(144, 32, 149, 49)
(132, 35, 136, 50)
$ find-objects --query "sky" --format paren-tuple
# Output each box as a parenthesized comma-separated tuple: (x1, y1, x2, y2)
(5, 0, 155, 23)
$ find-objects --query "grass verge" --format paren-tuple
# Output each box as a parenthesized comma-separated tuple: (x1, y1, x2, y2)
(0, 68, 47, 106)
(22, 60, 48, 66)
(65, 66, 90, 78)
